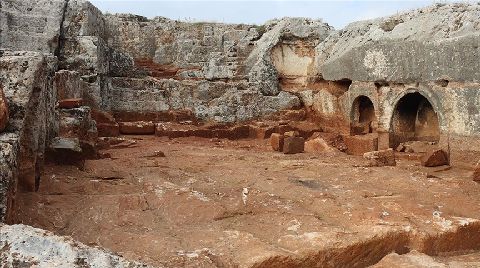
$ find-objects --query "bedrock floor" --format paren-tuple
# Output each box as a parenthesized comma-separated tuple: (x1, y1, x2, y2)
(12, 136, 480, 267)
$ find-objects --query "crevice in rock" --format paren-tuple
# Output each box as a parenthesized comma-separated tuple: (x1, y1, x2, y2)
(54, 0, 70, 60)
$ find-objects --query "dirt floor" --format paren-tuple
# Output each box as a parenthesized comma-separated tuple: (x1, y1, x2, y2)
(12, 135, 480, 267)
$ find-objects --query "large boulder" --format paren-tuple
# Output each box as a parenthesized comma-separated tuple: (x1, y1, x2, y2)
(0, 224, 149, 267)
(421, 149, 449, 167)
(317, 3, 480, 83)
(305, 137, 336, 153)
(0, 0, 67, 53)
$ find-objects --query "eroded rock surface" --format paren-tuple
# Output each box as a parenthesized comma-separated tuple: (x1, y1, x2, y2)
(317, 3, 480, 82)
(0, 224, 149, 267)
(1, 1, 480, 267)
(0, 86, 9, 132)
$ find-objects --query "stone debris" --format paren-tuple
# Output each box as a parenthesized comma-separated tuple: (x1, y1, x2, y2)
(283, 136, 305, 154)
(0, 224, 149, 267)
(58, 98, 84, 109)
(421, 149, 449, 167)
(304, 137, 335, 153)
(92, 110, 120, 137)
(270, 133, 285, 151)
(144, 150, 166, 158)
(119, 121, 156, 135)
(48, 137, 85, 167)
(284, 131, 300, 138)
(396, 141, 437, 153)
(363, 149, 396, 167)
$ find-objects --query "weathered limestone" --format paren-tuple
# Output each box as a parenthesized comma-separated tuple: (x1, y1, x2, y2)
(0, 0, 67, 54)
(246, 18, 333, 96)
(0, 86, 8, 132)
(48, 137, 84, 166)
(0, 51, 58, 194)
(317, 4, 480, 83)
(109, 78, 300, 123)
(0, 140, 18, 222)
(0, 224, 149, 267)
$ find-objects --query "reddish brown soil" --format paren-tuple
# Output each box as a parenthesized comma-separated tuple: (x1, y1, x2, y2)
(12, 136, 480, 267)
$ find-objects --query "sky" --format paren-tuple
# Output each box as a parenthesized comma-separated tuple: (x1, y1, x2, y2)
(90, 0, 467, 29)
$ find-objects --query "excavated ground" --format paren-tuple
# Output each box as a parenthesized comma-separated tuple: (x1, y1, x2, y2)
(11, 136, 480, 267)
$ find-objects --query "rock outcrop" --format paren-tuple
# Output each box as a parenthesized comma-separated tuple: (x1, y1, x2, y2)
(246, 18, 332, 96)
(0, 51, 58, 194)
(0, 224, 149, 267)
(0, 0, 67, 54)
(316, 3, 480, 83)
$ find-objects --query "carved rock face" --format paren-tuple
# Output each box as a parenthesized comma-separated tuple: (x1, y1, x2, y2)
(0, 86, 9, 132)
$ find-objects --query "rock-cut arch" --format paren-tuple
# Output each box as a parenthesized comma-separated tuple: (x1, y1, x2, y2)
(389, 92, 440, 148)
(350, 95, 376, 135)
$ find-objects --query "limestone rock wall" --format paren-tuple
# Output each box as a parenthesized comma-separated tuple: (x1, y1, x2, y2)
(0, 0, 67, 54)
(311, 3, 480, 160)
(102, 14, 314, 122)
(316, 3, 480, 83)
(0, 51, 58, 220)
(246, 18, 332, 96)
(105, 15, 258, 81)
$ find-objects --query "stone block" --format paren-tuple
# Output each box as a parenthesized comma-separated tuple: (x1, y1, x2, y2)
(283, 136, 305, 154)
(97, 123, 120, 137)
(270, 133, 284, 151)
(54, 70, 85, 100)
(119, 121, 155, 135)
(58, 98, 83, 109)
(421, 149, 449, 167)
(344, 134, 378, 156)
(47, 137, 85, 167)
(305, 138, 335, 153)
(363, 149, 396, 167)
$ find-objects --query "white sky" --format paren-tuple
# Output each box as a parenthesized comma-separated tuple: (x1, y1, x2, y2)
(90, 0, 469, 29)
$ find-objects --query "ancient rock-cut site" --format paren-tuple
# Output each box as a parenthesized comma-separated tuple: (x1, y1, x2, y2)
(1, 1, 480, 267)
